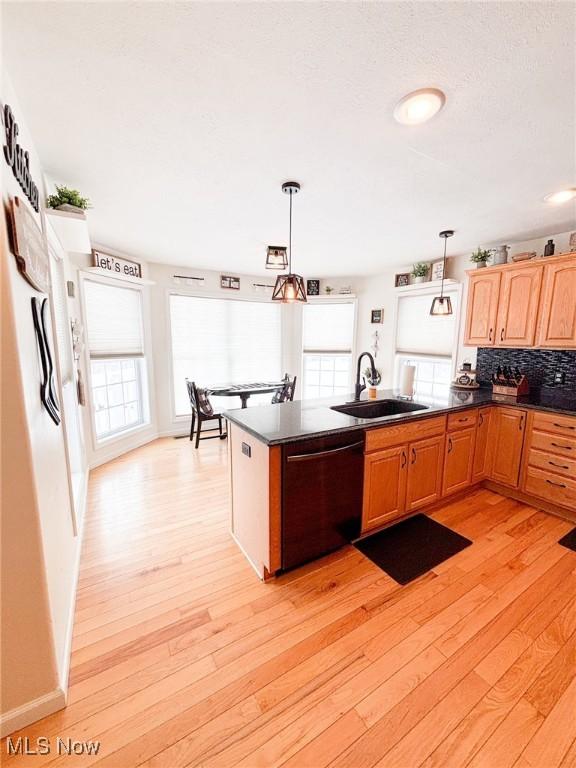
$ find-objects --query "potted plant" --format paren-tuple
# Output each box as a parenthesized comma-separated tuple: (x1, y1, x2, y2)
(470, 247, 491, 268)
(364, 366, 382, 399)
(47, 185, 91, 214)
(411, 262, 429, 283)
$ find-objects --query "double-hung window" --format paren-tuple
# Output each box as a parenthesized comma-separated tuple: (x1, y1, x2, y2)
(169, 295, 282, 416)
(84, 279, 148, 440)
(302, 301, 355, 399)
(394, 288, 459, 398)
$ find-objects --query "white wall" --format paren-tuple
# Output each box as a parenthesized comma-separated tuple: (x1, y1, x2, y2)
(1, 74, 83, 733)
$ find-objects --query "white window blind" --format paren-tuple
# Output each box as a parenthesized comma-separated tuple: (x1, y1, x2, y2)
(303, 302, 355, 352)
(170, 295, 282, 416)
(84, 280, 144, 358)
(396, 289, 458, 356)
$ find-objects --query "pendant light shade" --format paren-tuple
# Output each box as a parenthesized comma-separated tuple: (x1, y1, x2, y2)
(265, 246, 288, 270)
(430, 229, 454, 316)
(272, 181, 307, 303)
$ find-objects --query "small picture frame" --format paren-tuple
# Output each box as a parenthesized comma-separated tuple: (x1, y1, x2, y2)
(221, 274, 240, 290)
(307, 279, 320, 296)
(431, 260, 445, 281)
(371, 309, 384, 324)
(395, 272, 410, 287)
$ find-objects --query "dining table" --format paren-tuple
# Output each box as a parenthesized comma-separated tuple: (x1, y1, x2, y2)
(206, 380, 286, 408)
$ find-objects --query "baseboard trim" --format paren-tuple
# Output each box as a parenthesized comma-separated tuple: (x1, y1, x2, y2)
(0, 688, 66, 738)
(483, 481, 576, 523)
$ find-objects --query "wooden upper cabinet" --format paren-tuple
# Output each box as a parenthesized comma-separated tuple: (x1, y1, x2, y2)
(443, 427, 475, 496)
(464, 271, 501, 346)
(406, 435, 445, 512)
(362, 445, 407, 532)
(489, 407, 527, 488)
(536, 257, 576, 348)
(472, 407, 493, 483)
(495, 265, 543, 347)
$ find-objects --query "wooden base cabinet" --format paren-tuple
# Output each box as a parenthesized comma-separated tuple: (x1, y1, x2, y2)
(472, 407, 493, 482)
(362, 445, 407, 531)
(489, 407, 527, 488)
(405, 435, 445, 512)
(443, 427, 476, 496)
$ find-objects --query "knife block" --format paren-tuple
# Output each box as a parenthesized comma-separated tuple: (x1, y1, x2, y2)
(492, 376, 529, 397)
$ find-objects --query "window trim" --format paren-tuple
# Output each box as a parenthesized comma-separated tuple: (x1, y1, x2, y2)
(79, 270, 153, 451)
(166, 287, 284, 422)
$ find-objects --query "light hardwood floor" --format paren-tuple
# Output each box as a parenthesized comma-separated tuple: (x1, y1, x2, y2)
(3, 437, 576, 767)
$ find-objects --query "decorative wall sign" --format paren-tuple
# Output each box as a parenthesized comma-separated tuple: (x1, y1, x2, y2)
(221, 275, 240, 290)
(371, 309, 384, 324)
(431, 259, 445, 281)
(31, 297, 60, 425)
(306, 279, 320, 296)
(92, 249, 142, 278)
(394, 272, 410, 287)
(3, 104, 40, 212)
(9, 197, 50, 292)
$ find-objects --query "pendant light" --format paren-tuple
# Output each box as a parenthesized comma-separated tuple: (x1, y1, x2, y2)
(271, 182, 307, 303)
(265, 245, 288, 270)
(430, 229, 454, 316)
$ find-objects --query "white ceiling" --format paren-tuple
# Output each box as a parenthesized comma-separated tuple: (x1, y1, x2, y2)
(3, 2, 575, 276)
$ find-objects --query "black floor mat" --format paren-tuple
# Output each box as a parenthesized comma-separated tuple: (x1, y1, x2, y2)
(559, 527, 576, 552)
(355, 514, 472, 585)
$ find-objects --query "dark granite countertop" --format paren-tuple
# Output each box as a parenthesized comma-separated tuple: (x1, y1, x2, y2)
(223, 387, 576, 446)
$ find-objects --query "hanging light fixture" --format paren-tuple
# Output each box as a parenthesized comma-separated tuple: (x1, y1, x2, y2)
(265, 245, 288, 270)
(430, 229, 454, 316)
(271, 182, 307, 303)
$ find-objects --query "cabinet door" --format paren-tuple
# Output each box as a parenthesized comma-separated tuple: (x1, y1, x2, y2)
(464, 271, 501, 346)
(443, 428, 476, 496)
(472, 407, 492, 483)
(536, 258, 576, 348)
(362, 445, 407, 532)
(490, 408, 526, 487)
(496, 265, 543, 347)
(406, 435, 445, 512)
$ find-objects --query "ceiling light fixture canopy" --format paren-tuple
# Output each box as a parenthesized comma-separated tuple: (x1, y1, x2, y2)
(271, 181, 307, 303)
(544, 188, 576, 204)
(430, 229, 454, 316)
(394, 88, 446, 125)
(265, 245, 288, 270)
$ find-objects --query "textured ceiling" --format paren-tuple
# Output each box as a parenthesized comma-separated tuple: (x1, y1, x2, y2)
(2, 1, 575, 276)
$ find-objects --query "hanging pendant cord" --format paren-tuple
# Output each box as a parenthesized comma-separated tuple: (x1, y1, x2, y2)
(288, 191, 293, 274)
(440, 237, 447, 298)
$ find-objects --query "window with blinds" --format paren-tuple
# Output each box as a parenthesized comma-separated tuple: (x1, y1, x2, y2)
(169, 295, 282, 416)
(302, 302, 355, 399)
(83, 279, 147, 440)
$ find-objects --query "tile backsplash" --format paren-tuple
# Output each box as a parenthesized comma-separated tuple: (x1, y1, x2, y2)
(476, 348, 576, 391)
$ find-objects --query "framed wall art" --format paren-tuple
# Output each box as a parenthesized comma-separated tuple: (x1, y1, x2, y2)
(431, 259, 445, 281)
(394, 272, 410, 287)
(371, 309, 384, 324)
(221, 275, 240, 290)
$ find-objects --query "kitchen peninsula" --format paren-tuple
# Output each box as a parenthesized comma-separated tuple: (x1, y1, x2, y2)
(226, 388, 576, 579)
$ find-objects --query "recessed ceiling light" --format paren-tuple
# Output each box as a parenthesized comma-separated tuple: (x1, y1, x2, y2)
(394, 88, 446, 125)
(544, 188, 576, 204)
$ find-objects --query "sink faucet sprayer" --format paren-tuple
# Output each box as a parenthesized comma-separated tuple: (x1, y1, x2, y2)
(355, 352, 378, 401)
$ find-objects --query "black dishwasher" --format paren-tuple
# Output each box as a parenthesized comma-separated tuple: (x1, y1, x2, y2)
(282, 431, 364, 570)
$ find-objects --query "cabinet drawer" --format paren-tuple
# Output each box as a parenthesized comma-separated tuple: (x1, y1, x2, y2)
(447, 409, 478, 431)
(365, 415, 446, 453)
(523, 467, 576, 511)
(530, 430, 576, 457)
(532, 411, 576, 437)
(526, 448, 576, 479)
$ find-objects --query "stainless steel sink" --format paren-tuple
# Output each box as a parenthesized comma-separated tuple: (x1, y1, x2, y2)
(330, 399, 429, 419)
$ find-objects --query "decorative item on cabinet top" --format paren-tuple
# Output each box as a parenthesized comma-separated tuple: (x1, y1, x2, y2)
(306, 279, 320, 296)
(395, 272, 410, 287)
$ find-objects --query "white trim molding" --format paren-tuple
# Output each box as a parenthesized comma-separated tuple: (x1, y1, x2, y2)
(0, 688, 66, 738)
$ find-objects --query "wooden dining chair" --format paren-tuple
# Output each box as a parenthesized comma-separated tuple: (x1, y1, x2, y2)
(186, 380, 227, 449)
(271, 374, 297, 404)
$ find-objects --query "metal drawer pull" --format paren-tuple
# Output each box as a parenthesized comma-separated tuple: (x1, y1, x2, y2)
(479, 413, 484, 426)
(551, 442, 572, 451)
(286, 441, 364, 462)
(500, 328, 504, 341)
(548, 461, 569, 470)
(488, 328, 493, 342)
(411, 448, 416, 464)
(448, 438, 453, 453)
(458, 417, 468, 422)
(401, 450, 407, 468)
(546, 479, 567, 489)
(553, 422, 575, 430)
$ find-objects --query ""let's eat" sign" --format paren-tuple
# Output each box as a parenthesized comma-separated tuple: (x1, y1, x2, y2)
(92, 249, 142, 278)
